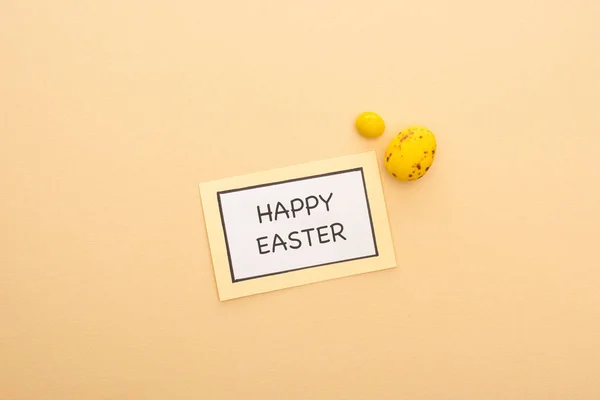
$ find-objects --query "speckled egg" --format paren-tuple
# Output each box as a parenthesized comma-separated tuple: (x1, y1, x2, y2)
(384, 126, 437, 181)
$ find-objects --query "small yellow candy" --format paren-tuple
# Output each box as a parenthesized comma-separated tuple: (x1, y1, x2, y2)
(384, 126, 437, 181)
(355, 112, 385, 138)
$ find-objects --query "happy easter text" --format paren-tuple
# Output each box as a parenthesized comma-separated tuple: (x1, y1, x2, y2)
(255, 193, 347, 254)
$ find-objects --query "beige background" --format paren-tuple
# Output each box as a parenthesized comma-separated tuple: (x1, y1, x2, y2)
(1, 0, 599, 399)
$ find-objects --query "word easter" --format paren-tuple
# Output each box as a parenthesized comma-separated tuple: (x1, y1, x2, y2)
(255, 193, 347, 254)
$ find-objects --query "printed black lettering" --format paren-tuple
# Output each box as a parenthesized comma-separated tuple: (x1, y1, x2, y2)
(274, 201, 290, 221)
(316, 225, 330, 243)
(256, 236, 270, 254)
(290, 198, 304, 218)
(331, 223, 347, 242)
(288, 231, 301, 249)
(257, 204, 273, 223)
(300, 228, 315, 246)
(319, 193, 334, 211)
(272, 233, 288, 252)
(305, 195, 319, 216)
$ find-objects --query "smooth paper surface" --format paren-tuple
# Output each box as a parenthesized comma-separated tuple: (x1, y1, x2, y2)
(219, 168, 378, 281)
(5, 2, 600, 398)
(199, 151, 396, 300)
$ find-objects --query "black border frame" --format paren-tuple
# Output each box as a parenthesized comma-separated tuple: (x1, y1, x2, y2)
(217, 167, 379, 283)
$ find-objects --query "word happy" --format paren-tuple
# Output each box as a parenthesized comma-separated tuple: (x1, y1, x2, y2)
(255, 193, 347, 254)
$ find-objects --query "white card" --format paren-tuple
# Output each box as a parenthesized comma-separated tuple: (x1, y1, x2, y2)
(218, 168, 378, 281)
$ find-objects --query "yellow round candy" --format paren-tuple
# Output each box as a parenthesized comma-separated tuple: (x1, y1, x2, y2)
(384, 126, 437, 181)
(355, 112, 385, 138)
